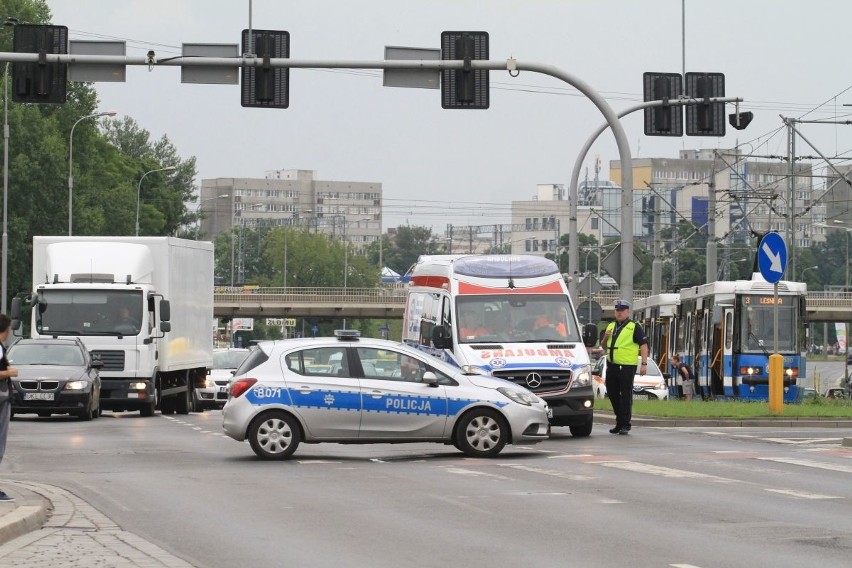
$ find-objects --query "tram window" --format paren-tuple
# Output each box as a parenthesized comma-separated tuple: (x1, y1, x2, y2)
(725, 312, 733, 349)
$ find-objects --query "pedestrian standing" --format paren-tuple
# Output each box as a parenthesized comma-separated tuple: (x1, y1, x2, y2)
(601, 299, 649, 435)
(0, 314, 19, 501)
(670, 354, 696, 401)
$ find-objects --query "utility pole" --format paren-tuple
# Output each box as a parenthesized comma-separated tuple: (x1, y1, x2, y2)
(706, 157, 717, 283)
(651, 192, 662, 294)
(786, 117, 796, 280)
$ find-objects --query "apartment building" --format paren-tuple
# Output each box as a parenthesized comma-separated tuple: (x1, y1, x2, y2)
(199, 169, 382, 250)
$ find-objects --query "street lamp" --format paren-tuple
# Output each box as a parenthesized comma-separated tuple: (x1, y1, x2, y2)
(195, 194, 229, 238)
(1, 18, 16, 312)
(68, 111, 116, 236)
(135, 166, 176, 236)
(716, 257, 748, 280)
(231, 202, 264, 286)
(800, 265, 818, 280)
(343, 217, 372, 289)
(342, 217, 372, 330)
(815, 221, 852, 289)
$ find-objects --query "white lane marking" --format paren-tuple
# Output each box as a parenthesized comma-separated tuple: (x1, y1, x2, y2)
(296, 460, 342, 464)
(599, 498, 624, 504)
(498, 463, 593, 481)
(757, 457, 852, 473)
(670, 564, 704, 568)
(759, 437, 842, 445)
(764, 488, 841, 499)
(546, 453, 594, 459)
(444, 467, 513, 480)
(598, 461, 740, 483)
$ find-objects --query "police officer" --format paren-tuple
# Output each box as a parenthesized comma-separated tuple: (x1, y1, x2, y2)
(601, 299, 649, 435)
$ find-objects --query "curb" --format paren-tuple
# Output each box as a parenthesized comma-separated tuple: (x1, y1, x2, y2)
(595, 411, 852, 429)
(0, 486, 49, 546)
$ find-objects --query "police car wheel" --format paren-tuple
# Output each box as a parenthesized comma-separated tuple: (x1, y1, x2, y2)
(455, 408, 508, 458)
(248, 411, 301, 460)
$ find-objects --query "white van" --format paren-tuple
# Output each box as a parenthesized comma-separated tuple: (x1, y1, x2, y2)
(402, 255, 598, 437)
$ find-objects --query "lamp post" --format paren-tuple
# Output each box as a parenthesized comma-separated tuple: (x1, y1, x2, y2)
(342, 217, 371, 329)
(68, 111, 116, 236)
(195, 194, 229, 238)
(815, 221, 852, 289)
(1, 62, 9, 313)
(717, 257, 747, 280)
(135, 166, 176, 236)
(800, 265, 818, 280)
(343, 217, 372, 289)
(1, 18, 15, 313)
(231, 202, 264, 286)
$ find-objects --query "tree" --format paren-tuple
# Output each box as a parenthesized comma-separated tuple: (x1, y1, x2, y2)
(103, 118, 198, 236)
(383, 225, 446, 276)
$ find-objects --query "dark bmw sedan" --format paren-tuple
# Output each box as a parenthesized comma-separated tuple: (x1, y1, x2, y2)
(6, 338, 103, 420)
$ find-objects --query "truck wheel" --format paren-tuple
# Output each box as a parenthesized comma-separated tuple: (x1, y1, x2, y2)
(248, 411, 301, 460)
(454, 408, 508, 458)
(141, 389, 157, 417)
(176, 387, 190, 415)
(569, 417, 593, 438)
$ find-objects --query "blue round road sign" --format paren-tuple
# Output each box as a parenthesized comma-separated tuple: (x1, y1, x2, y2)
(757, 232, 787, 284)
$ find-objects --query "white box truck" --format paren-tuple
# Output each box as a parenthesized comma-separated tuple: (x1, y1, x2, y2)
(12, 236, 214, 416)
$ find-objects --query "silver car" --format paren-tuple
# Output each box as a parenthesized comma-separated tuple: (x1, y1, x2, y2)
(195, 348, 251, 411)
(222, 331, 550, 460)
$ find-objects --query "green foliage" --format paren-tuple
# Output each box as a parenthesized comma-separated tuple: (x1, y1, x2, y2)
(0, 1, 200, 307)
(597, 397, 852, 418)
(383, 225, 446, 276)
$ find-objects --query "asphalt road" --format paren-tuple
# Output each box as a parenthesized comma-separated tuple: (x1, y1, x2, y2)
(2, 410, 851, 568)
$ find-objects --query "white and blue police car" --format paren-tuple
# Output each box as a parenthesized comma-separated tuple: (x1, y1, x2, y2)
(222, 331, 550, 459)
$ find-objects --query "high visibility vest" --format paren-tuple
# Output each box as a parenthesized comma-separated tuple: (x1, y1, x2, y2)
(606, 320, 640, 365)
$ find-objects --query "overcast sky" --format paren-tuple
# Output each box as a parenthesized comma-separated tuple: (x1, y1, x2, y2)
(46, 0, 852, 231)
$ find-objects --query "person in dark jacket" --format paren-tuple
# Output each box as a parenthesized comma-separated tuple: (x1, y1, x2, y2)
(0, 314, 19, 501)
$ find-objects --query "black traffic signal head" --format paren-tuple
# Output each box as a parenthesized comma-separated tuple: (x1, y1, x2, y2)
(685, 72, 726, 136)
(729, 111, 753, 130)
(441, 31, 489, 109)
(12, 24, 69, 104)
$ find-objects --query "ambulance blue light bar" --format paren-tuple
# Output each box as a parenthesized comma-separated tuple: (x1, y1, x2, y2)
(453, 256, 559, 278)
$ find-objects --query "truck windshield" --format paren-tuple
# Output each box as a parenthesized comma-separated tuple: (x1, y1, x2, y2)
(456, 295, 581, 343)
(36, 290, 145, 336)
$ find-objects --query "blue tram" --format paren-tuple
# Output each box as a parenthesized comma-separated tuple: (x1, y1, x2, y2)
(636, 275, 807, 402)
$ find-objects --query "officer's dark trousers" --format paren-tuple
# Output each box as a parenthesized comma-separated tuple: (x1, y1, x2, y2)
(605, 363, 636, 429)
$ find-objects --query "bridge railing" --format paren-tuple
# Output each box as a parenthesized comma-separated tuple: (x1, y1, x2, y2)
(214, 285, 408, 306)
(213, 287, 849, 310)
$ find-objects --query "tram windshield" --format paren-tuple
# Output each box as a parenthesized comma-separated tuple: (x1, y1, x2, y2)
(740, 296, 797, 353)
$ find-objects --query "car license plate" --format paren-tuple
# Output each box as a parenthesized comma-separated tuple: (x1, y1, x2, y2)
(23, 392, 54, 401)
(632, 393, 651, 400)
(219, 386, 228, 393)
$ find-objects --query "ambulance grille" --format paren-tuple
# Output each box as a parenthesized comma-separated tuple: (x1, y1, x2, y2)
(490, 369, 572, 395)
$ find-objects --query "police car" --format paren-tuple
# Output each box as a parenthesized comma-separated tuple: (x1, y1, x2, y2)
(222, 331, 550, 459)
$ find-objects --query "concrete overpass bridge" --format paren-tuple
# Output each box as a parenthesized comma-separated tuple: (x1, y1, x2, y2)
(213, 286, 852, 323)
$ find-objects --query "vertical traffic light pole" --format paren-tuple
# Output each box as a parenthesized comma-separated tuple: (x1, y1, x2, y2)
(567, 96, 741, 301)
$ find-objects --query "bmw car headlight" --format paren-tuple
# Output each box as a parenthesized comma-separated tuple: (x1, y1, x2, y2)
(64, 381, 88, 391)
(498, 387, 541, 406)
(572, 365, 592, 387)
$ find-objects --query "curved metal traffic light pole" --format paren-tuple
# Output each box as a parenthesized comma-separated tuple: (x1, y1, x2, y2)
(567, 96, 742, 301)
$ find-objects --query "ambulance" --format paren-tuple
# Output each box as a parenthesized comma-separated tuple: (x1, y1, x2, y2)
(402, 255, 598, 437)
